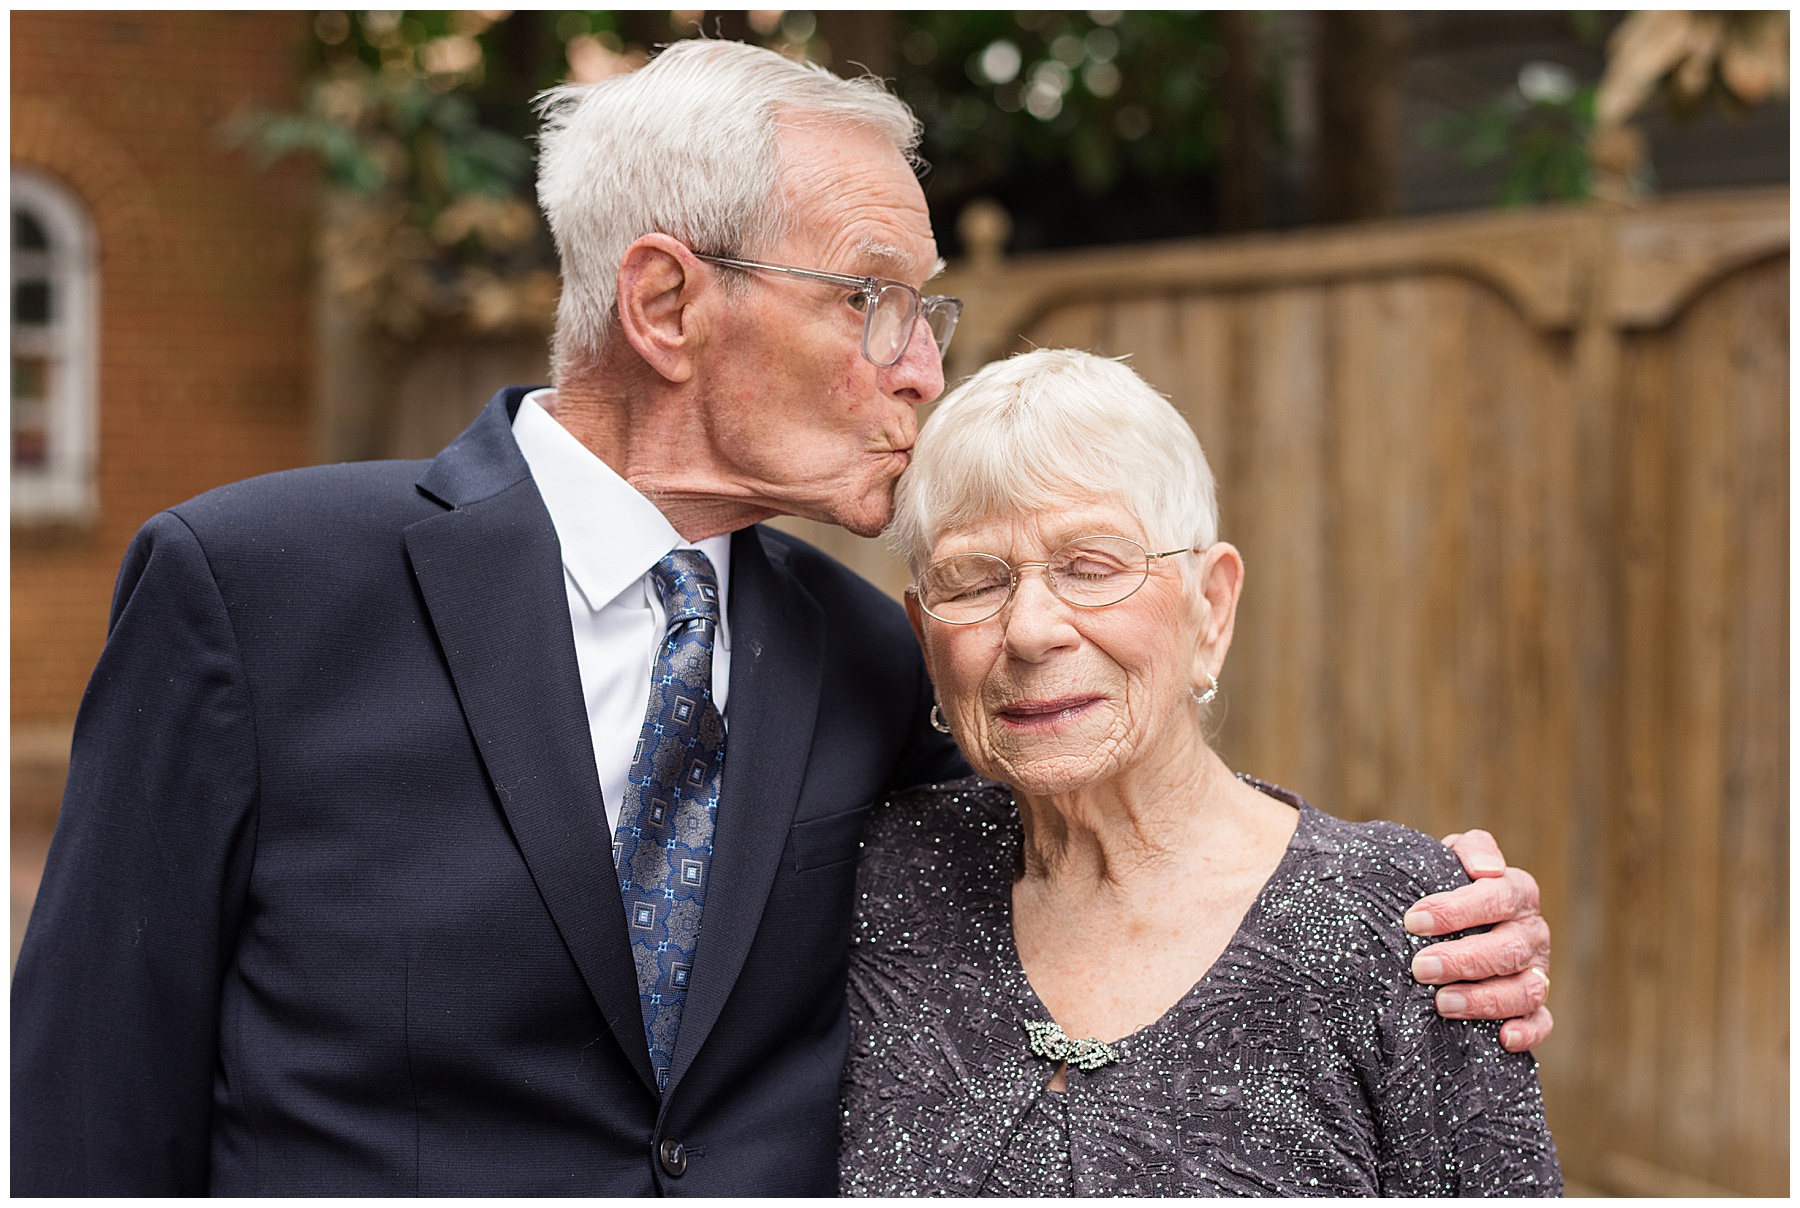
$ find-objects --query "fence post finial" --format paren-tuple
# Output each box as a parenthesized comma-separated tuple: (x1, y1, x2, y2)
(958, 198, 1012, 271)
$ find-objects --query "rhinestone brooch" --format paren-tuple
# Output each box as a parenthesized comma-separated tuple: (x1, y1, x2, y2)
(1024, 1019, 1120, 1071)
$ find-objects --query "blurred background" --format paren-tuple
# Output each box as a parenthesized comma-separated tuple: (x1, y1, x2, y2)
(10, 10, 1787, 1196)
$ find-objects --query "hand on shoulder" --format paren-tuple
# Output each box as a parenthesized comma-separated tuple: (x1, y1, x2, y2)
(1405, 829, 1553, 1052)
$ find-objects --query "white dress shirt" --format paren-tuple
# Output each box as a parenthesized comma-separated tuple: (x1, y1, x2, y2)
(512, 391, 732, 837)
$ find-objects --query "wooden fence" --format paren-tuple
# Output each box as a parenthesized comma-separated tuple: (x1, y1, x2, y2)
(778, 187, 1788, 1196)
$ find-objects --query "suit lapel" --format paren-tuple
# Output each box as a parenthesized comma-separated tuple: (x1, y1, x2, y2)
(666, 526, 825, 1090)
(405, 390, 657, 1095)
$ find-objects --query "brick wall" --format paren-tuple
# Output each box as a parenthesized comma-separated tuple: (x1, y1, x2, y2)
(12, 12, 315, 831)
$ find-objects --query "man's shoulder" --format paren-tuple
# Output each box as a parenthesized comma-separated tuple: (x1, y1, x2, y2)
(173, 459, 435, 521)
(166, 459, 442, 546)
(747, 524, 911, 631)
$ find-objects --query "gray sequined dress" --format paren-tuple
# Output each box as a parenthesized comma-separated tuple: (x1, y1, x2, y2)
(839, 776, 1561, 1197)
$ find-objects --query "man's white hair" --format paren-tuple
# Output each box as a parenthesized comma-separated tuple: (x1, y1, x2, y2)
(889, 348, 1221, 574)
(534, 39, 920, 382)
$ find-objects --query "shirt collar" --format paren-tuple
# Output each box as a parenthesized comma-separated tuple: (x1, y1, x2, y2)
(511, 390, 732, 644)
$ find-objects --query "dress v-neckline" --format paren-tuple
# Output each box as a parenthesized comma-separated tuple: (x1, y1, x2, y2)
(999, 782, 1313, 1062)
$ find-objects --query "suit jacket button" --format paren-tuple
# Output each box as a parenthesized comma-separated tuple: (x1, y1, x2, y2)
(659, 1137, 687, 1178)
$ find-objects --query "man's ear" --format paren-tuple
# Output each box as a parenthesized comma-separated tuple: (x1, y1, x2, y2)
(615, 233, 707, 384)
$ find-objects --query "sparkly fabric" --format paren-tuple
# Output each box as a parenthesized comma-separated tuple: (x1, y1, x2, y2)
(613, 550, 726, 1092)
(840, 775, 1562, 1197)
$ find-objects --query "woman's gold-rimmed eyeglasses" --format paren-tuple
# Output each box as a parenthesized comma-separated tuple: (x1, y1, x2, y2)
(909, 535, 1200, 625)
(692, 252, 961, 367)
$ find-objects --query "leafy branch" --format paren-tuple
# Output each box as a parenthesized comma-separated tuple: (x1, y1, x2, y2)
(225, 12, 555, 340)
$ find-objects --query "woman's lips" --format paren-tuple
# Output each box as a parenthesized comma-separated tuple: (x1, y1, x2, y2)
(994, 696, 1101, 727)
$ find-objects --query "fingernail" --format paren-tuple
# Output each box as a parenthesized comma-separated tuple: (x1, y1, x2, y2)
(1436, 989, 1467, 1014)
(1470, 853, 1505, 874)
(1412, 953, 1444, 982)
(1404, 909, 1434, 935)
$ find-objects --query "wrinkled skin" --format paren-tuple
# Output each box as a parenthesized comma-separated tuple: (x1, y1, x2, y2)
(555, 120, 945, 543)
(909, 501, 1552, 1051)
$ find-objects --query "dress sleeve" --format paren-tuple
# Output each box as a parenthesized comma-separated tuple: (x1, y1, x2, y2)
(1368, 842, 1562, 1196)
(11, 511, 261, 1195)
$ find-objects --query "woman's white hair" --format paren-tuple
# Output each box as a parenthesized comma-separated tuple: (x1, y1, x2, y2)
(889, 348, 1220, 573)
(534, 39, 920, 382)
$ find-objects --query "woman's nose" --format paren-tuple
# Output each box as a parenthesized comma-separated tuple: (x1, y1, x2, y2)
(1000, 568, 1078, 656)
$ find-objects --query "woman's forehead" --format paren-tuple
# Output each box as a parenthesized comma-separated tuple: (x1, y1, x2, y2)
(931, 498, 1145, 553)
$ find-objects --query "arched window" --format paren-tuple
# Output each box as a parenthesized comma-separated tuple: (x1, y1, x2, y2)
(12, 167, 98, 523)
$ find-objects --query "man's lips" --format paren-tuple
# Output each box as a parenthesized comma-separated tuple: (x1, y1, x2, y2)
(994, 696, 1101, 726)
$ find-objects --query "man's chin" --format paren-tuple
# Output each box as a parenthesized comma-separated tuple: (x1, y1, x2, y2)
(832, 503, 892, 540)
(790, 481, 897, 539)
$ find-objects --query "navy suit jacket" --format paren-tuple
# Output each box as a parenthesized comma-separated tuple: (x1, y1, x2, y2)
(11, 388, 966, 1195)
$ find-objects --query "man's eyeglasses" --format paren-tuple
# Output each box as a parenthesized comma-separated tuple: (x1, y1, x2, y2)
(909, 536, 1201, 625)
(692, 252, 962, 368)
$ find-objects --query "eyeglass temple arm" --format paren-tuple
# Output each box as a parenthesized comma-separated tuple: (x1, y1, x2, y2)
(701, 254, 955, 318)
(695, 254, 871, 291)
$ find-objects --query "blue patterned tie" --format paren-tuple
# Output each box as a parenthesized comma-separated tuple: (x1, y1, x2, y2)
(612, 549, 726, 1092)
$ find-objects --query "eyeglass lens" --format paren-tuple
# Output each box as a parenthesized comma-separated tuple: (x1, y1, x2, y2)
(923, 299, 960, 355)
(864, 284, 918, 366)
(917, 536, 1153, 623)
(864, 287, 961, 367)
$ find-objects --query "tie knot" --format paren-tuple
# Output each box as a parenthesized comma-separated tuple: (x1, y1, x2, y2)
(650, 549, 721, 630)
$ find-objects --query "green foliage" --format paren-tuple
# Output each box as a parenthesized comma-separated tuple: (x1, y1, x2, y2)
(233, 10, 1291, 267)
(224, 12, 554, 338)
(1568, 11, 1609, 46)
(233, 82, 530, 202)
(895, 11, 1279, 200)
(226, 12, 535, 231)
(890, 11, 1293, 248)
(1426, 64, 1596, 206)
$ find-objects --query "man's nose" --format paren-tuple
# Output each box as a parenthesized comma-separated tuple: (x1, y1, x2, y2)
(880, 313, 946, 405)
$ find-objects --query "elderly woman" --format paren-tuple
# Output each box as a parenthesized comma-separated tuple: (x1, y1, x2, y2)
(839, 349, 1560, 1196)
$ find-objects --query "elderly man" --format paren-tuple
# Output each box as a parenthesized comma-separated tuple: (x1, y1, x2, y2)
(12, 40, 1550, 1196)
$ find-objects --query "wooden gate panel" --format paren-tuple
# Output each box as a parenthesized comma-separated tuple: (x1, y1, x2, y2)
(776, 193, 1787, 1195)
(1609, 255, 1789, 1193)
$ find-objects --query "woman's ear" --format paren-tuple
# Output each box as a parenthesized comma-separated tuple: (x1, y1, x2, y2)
(903, 589, 944, 693)
(1192, 542, 1245, 686)
(903, 589, 929, 652)
(615, 233, 707, 384)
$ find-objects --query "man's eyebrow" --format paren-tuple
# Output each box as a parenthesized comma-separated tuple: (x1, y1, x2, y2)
(854, 238, 931, 280)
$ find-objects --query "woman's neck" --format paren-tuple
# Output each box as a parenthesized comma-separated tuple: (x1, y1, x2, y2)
(1013, 721, 1242, 889)
(1008, 731, 1299, 1045)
